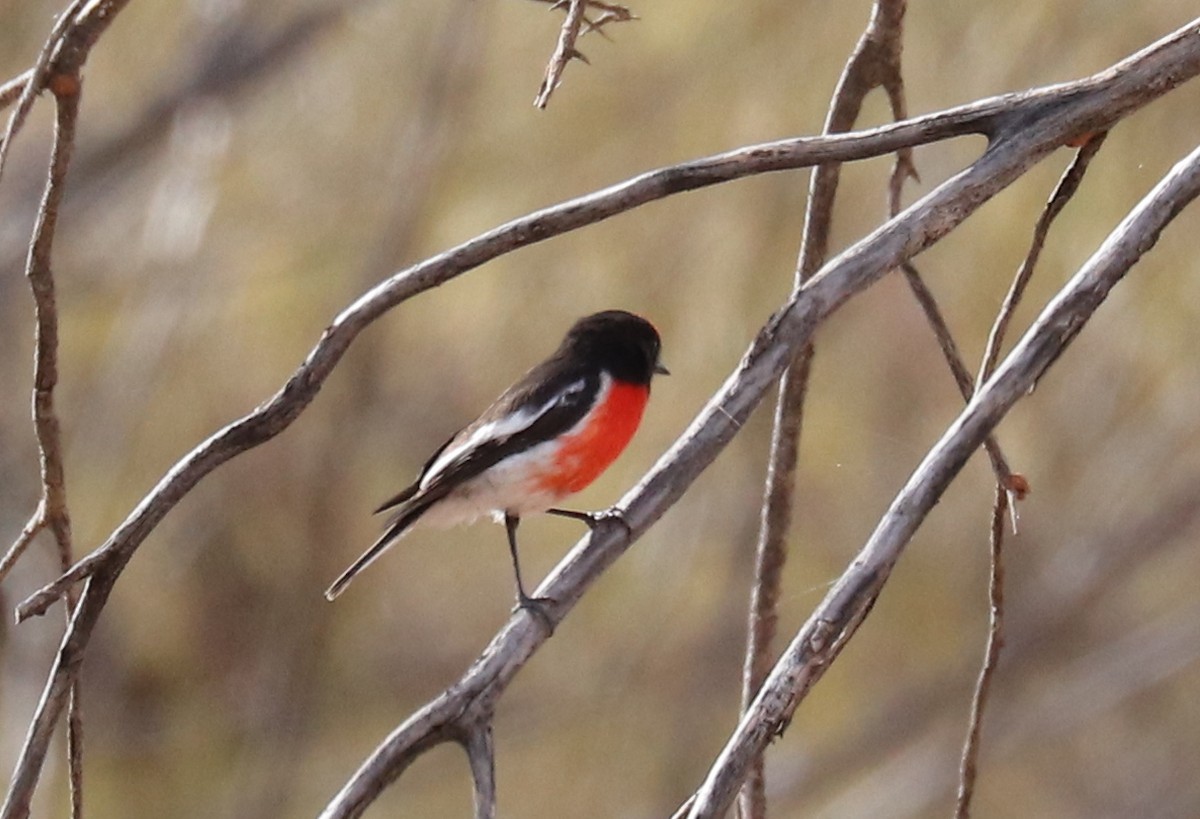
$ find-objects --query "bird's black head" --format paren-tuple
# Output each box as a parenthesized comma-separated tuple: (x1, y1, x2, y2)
(563, 310, 668, 386)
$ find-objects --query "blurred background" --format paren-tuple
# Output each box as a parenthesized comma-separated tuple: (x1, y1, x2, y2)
(3, 1, 1200, 816)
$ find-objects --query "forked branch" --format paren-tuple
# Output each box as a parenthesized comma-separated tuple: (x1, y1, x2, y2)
(680, 139, 1200, 819)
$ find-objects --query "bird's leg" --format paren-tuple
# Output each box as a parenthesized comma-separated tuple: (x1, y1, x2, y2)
(546, 507, 633, 540)
(504, 513, 556, 633)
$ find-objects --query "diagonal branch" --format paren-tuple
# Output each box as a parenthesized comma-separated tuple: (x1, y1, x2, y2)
(977, 132, 1110, 388)
(532, 0, 635, 108)
(680, 138, 1200, 819)
(535, 0, 590, 109)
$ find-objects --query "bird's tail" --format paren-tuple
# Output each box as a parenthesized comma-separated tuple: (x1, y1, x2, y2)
(323, 496, 433, 601)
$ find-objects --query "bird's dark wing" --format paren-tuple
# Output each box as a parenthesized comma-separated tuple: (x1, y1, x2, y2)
(414, 359, 600, 498)
(372, 431, 460, 514)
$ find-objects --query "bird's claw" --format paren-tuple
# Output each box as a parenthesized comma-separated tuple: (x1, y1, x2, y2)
(546, 506, 632, 539)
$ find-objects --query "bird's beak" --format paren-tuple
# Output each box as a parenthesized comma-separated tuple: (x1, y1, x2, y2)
(654, 361, 671, 376)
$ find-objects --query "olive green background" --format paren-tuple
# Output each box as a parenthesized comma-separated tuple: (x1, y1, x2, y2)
(3, 1, 1200, 816)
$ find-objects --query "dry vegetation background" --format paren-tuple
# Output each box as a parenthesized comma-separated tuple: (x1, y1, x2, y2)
(3, 1, 1200, 817)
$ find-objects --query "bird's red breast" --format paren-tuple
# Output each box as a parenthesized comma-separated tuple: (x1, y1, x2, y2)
(534, 380, 650, 496)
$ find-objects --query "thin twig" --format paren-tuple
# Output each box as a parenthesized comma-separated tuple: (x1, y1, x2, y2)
(532, 0, 635, 107)
(681, 138, 1200, 819)
(952, 129, 1108, 819)
(741, 4, 908, 816)
(954, 486, 1007, 818)
(976, 132, 1111, 387)
(0, 6, 137, 818)
(0, 0, 91, 185)
(534, 0, 590, 109)
(3, 67, 85, 819)
(0, 69, 35, 111)
(899, 263, 1020, 490)
(0, 508, 45, 579)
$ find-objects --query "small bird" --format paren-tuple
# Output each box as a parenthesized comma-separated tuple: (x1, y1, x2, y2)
(324, 310, 668, 619)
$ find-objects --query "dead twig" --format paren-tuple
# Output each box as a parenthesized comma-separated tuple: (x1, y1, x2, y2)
(533, 0, 635, 108)
(976, 132, 1110, 388)
(952, 129, 1108, 818)
(741, 3, 908, 817)
(0, 4, 140, 816)
(954, 486, 1008, 818)
(536, 0, 588, 110)
(2, 65, 88, 819)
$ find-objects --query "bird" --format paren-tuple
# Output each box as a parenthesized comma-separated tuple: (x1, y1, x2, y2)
(324, 310, 668, 622)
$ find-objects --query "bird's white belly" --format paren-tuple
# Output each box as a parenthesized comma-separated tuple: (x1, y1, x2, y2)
(415, 439, 567, 529)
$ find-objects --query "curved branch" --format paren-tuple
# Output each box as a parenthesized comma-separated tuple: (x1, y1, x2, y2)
(681, 138, 1200, 819)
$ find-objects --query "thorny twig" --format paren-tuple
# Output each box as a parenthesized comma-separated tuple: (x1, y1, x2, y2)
(533, 0, 635, 108)
(953, 130, 1108, 818)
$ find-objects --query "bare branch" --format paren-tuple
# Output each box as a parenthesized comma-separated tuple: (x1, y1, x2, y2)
(950, 126, 1107, 819)
(680, 137, 1200, 819)
(976, 132, 1110, 388)
(0, 70, 35, 112)
(532, 0, 636, 109)
(0, 0, 83, 183)
(0, 0, 129, 184)
(0, 507, 45, 580)
(742, 4, 909, 816)
(1, 68, 85, 819)
(954, 486, 1008, 818)
(462, 725, 496, 819)
(534, 0, 589, 109)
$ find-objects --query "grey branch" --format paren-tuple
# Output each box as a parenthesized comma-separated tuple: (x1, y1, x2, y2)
(679, 139, 1200, 818)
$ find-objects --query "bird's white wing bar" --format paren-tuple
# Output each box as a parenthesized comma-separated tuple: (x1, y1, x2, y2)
(418, 377, 592, 490)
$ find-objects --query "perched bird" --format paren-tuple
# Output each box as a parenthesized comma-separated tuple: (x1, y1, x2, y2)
(324, 310, 668, 619)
